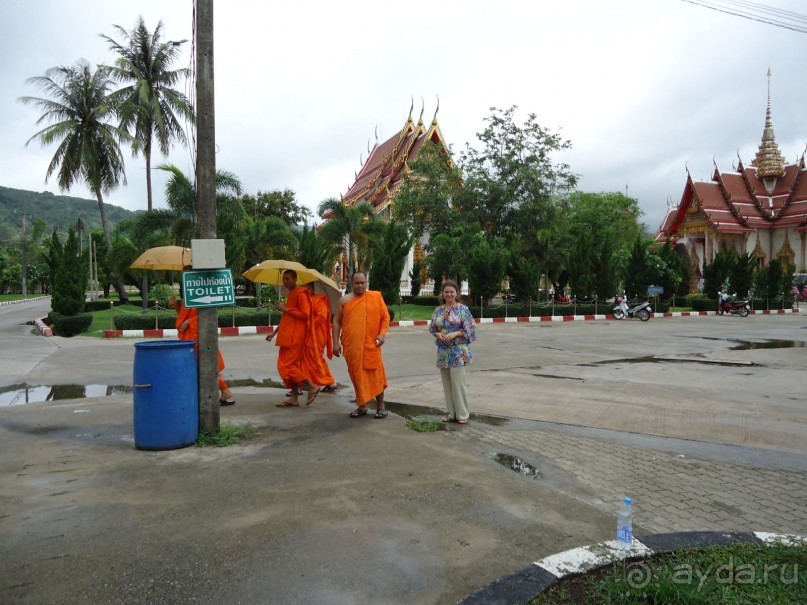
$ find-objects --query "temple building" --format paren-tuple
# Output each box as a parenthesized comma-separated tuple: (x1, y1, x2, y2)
(325, 103, 451, 293)
(656, 70, 807, 291)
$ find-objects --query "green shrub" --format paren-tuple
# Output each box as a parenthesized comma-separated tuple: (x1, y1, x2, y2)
(84, 299, 115, 312)
(49, 312, 93, 337)
(150, 284, 174, 308)
(691, 297, 718, 311)
(387, 307, 395, 321)
(411, 295, 439, 306)
(112, 309, 280, 331)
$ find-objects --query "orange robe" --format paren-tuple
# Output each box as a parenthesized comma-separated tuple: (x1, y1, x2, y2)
(275, 286, 312, 388)
(340, 290, 389, 406)
(304, 293, 335, 387)
(176, 301, 227, 390)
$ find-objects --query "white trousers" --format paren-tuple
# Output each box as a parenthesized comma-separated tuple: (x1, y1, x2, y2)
(440, 365, 469, 421)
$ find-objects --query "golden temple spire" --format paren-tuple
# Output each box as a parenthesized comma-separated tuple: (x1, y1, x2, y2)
(751, 67, 786, 187)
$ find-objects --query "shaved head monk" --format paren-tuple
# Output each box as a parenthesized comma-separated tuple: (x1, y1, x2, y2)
(332, 271, 390, 418)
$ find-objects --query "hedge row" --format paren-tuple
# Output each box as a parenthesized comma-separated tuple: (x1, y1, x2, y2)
(469, 301, 671, 318)
(112, 310, 281, 330)
(48, 312, 93, 337)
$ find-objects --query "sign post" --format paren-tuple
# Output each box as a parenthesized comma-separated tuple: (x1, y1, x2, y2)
(182, 269, 235, 309)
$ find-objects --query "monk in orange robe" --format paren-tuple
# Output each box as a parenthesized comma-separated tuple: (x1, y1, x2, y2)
(271, 270, 320, 407)
(332, 271, 390, 418)
(303, 283, 337, 391)
(170, 295, 235, 405)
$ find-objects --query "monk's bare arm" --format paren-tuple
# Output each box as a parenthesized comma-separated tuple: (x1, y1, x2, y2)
(332, 299, 345, 357)
(376, 293, 390, 346)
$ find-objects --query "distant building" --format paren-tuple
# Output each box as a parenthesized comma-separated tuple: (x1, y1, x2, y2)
(323, 103, 451, 294)
(656, 70, 807, 292)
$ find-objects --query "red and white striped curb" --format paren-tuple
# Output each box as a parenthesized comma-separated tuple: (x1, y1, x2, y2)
(34, 318, 53, 337)
(101, 307, 801, 338)
(0, 296, 50, 307)
(459, 531, 806, 604)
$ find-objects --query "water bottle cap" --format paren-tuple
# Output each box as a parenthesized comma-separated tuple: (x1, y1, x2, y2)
(624, 497, 632, 504)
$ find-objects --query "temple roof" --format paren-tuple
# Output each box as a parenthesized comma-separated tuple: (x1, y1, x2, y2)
(657, 71, 807, 242)
(751, 69, 786, 180)
(323, 105, 450, 220)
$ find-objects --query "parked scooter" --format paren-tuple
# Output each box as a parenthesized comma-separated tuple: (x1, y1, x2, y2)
(717, 292, 750, 317)
(612, 296, 652, 321)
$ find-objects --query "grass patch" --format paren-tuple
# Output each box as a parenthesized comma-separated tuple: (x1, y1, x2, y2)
(530, 540, 807, 604)
(196, 423, 257, 447)
(405, 419, 444, 432)
(392, 303, 437, 321)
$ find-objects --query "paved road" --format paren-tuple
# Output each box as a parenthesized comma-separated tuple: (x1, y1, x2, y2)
(1, 300, 805, 604)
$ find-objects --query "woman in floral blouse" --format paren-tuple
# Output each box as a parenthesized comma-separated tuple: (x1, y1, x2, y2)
(429, 280, 476, 424)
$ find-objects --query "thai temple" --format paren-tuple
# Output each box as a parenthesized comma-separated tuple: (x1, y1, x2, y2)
(656, 70, 807, 291)
(325, 102, 450, 293)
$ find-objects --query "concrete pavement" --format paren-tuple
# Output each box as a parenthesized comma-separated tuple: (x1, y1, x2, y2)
(1, 300, 806, 604)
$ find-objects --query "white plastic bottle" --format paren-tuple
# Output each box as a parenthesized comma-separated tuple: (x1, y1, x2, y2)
(616, 496, 633, 550)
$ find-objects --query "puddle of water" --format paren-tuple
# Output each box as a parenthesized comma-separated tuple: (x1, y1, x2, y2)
(493, 453, 542, 478)
(729, 339, 806, 350)
(595, 356, 758, 368)
(0, 384, 132, 406)
(384, 401, 509, 426)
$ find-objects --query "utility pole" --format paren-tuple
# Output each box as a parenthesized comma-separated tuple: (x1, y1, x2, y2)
(195, 0, 220, 431)
(21, 211, 28, 299)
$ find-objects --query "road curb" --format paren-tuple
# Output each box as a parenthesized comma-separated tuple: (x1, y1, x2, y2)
(457, 531, 807, 605)
(101, 307, 801, 338)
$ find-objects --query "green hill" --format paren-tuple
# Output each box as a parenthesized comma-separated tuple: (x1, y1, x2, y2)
(0, 186, 141, 244)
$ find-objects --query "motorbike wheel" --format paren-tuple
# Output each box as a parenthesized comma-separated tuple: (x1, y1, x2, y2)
(738, 306, 749, 318)
(612, 308, 624, 320)
(636, 308, 650, 321)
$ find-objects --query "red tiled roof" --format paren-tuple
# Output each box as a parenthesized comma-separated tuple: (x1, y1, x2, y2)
(657, 160, 807, 239)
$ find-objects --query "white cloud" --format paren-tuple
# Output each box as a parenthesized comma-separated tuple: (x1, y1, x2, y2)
(2, 0, 806, 234)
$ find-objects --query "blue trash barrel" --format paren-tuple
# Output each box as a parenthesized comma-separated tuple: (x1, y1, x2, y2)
(133, 340, 199, 450)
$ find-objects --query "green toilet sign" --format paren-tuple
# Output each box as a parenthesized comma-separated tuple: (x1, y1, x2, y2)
(182, 269, 235, 308)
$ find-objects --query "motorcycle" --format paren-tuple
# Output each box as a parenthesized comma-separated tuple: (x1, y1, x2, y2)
(612, 296, 652, 321)
(717, 292, 750, 317)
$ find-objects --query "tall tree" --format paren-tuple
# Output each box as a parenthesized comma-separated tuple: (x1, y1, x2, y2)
(563, 192, 643, 299)
(20, 60, 133, 302)
(458, 105, 578, 239)
(239, 189, 312, 225)
(393, 140, 464, 240)
(466, 236, 509, 305)
(369, 221, 414, 305)
(101, 16, 194, 212)
(317, 198, 376, 292)
(156, 163, 242, 247)
(295, 224, 338, 274)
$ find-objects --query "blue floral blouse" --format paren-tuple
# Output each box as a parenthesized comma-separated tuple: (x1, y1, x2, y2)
(429, 303, 477, 369)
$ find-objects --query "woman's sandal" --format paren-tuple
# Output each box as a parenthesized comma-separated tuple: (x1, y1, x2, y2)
(349, 407, 368, 418)
(457, 418, 468, 424)
(321, 385, 338, 393)
(374, 410, 389, 419)
(441, 415, 457, 423)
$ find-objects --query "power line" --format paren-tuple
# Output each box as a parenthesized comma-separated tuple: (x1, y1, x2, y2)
(679, 0, 807, 33)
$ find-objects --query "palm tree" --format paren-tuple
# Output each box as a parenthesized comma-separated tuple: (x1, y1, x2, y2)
(20, 60, 133, 302)
(157, 163, 243, 246)
(317, 197, 376, 292)
(101, 16, 194, 212)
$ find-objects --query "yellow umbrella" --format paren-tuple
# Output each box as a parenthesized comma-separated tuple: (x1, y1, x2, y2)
(130, 246, 192, 271)
(242, 259, 319, 286)
(306, 269, 343, 312)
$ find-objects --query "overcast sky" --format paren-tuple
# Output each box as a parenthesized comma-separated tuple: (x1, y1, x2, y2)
(2, 0, 806, 231)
